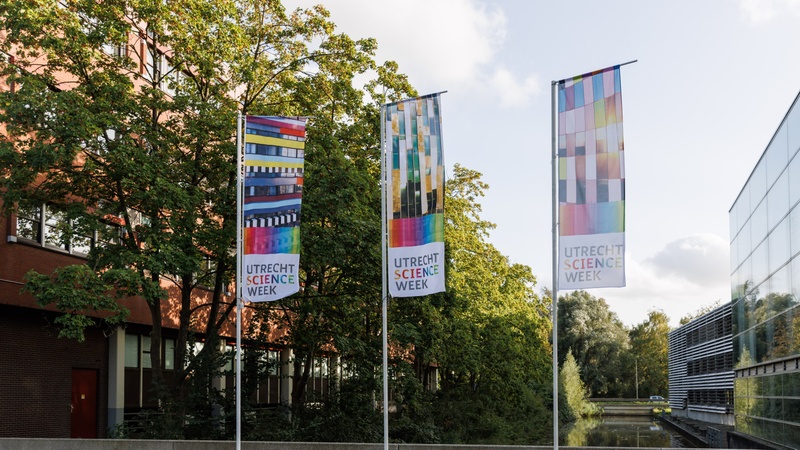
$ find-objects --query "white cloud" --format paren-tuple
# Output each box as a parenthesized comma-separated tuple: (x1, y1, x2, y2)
(740, 0, 800, 24)
(645, 233, 729, 287)
(584, 234, 730, 328)
(286, 0, 504, 85)
(489, 68, 541, 108)
(284, 0, 541, 108)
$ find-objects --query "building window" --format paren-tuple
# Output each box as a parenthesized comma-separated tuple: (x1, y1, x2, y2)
(124, 333, 177, 410)
(125, 334, 139, 368)
(14, 203, 94, 256)
(15, 204, 42, 241)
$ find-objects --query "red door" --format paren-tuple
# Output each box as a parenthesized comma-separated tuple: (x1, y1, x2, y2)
(71, 368, 98, 438)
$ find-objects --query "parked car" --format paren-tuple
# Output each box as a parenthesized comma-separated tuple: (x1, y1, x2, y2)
(649, 395, 665, 402)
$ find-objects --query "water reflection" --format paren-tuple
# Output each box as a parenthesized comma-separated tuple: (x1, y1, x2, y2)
(561, 416, 695, 448)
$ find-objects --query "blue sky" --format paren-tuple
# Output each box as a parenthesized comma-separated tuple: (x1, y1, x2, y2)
(285, 0, 800, 327)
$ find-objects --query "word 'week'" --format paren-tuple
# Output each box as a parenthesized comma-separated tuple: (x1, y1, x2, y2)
(393, 253, 440, 291)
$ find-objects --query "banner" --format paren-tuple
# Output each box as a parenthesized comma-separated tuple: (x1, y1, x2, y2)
(383, 94, 446, 297)
(558, 66, 626, 289)
(242, 116, 306, 302)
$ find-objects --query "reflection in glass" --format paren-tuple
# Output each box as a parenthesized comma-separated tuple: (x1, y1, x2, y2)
(752, 243, 769, 287)
(767, 172, 790, 233)
(751, 159, 768, 211)
(752, 200, 769, 247)
(44, 208, 68, 249)
(765, 122, 788, 189)
(16, 205, 42, 241)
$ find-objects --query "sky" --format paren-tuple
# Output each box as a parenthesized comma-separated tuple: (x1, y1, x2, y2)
(284, 0, 800, 327)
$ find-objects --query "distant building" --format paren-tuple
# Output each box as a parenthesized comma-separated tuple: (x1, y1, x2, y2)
(728, 88, 800, 449)
(667, 303, 734, 426)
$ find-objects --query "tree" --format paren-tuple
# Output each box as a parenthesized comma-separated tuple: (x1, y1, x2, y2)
(560, 350, 598, 419)
(557, 290, 630, 397)
(0, 0, 389, 437)
(1, 1, 559, 443)
(419, 165, 552, 444)
(629, 310, 670, 398)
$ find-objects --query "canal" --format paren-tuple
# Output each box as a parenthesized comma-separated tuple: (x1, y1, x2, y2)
(560, 416, 698, 448)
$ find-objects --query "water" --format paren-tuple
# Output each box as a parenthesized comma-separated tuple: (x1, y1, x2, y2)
(560, 416, 697, 448)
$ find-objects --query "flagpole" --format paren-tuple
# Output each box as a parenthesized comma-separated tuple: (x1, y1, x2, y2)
(380, 105, 389, 450)
(550, 80, 560, 450)
(235, 112, 243, 450)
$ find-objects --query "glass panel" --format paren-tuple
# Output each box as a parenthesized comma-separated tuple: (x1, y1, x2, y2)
(768, 171, 790, 231)
(791, 306, 800, 355)
(737, 256, 753, 300)
(766, 123, 789, 189)
(738, 221, 752, 267)
(125, 334, 139, 368)
(142, 336, 152, 369)
(768, 310, 793, 359)
(751, 199, 768, 244)
(43, 207, 68, 249)
(769, 217, 790, 274)
(752, 241, 769, 286)
(788, 100, 800, 158)
(754, 321, 768, 363)
(733, 296, 745, 338)
(769, 262, 791, 301)
(268, 350, 279, 376)
(785, 372, 800, 397)
(738, 184, 752, 232)
(16, 204, 42, 241)
(789, 153, 800, 209)
(791, 205, 800, 258)
(731, 234, 739, 272)
(751, 158, 768, 209)
(785, 399, 800, 425)
(70, 215, 93, 255)
(164, 338, 175, 370)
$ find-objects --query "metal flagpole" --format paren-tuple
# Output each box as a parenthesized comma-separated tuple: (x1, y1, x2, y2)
(235, 112, 243, 450)
(380, 105, 389, 450)
(550, 60, 635, 449)
(550, 80, 559, 450)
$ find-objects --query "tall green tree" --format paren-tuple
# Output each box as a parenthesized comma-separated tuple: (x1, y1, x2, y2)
(629, 310, 670, 398)
(417, 165, 552, 444)
(557, 290, 630, 397)
(560, 350, 598, 419)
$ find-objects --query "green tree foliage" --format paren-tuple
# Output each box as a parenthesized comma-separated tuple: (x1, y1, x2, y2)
(419, 165, 553, 444)
(0, 0, 556, 444)
(560, 350, 598, 419)
(0, 0, 381, 437)
(628, 310, 670, 399)
(557, 290, 630, 397)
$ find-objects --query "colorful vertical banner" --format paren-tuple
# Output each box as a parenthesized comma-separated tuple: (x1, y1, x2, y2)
(558, 66, 626, 289)
(383, 94, 446, 297)
(242, 116, 306, 302)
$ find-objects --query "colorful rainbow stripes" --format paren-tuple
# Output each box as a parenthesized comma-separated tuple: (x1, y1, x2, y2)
(385, 94, 445, 248)
(558, 66, 625, 237)
(388, 214, 444, 247)
(244, 226, 300, 254)
(243, 116, 305, 255)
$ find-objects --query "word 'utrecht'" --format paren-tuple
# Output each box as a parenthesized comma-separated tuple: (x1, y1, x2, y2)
(561, 244, 624, 258)
(392, 253, 440, 268)
(246, 263, 296, 274)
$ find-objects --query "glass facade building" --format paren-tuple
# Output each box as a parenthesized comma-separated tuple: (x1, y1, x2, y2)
(729, 90, 800, 448)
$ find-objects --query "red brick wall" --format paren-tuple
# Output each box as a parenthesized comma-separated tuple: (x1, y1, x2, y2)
(0, 305, 109, 438)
